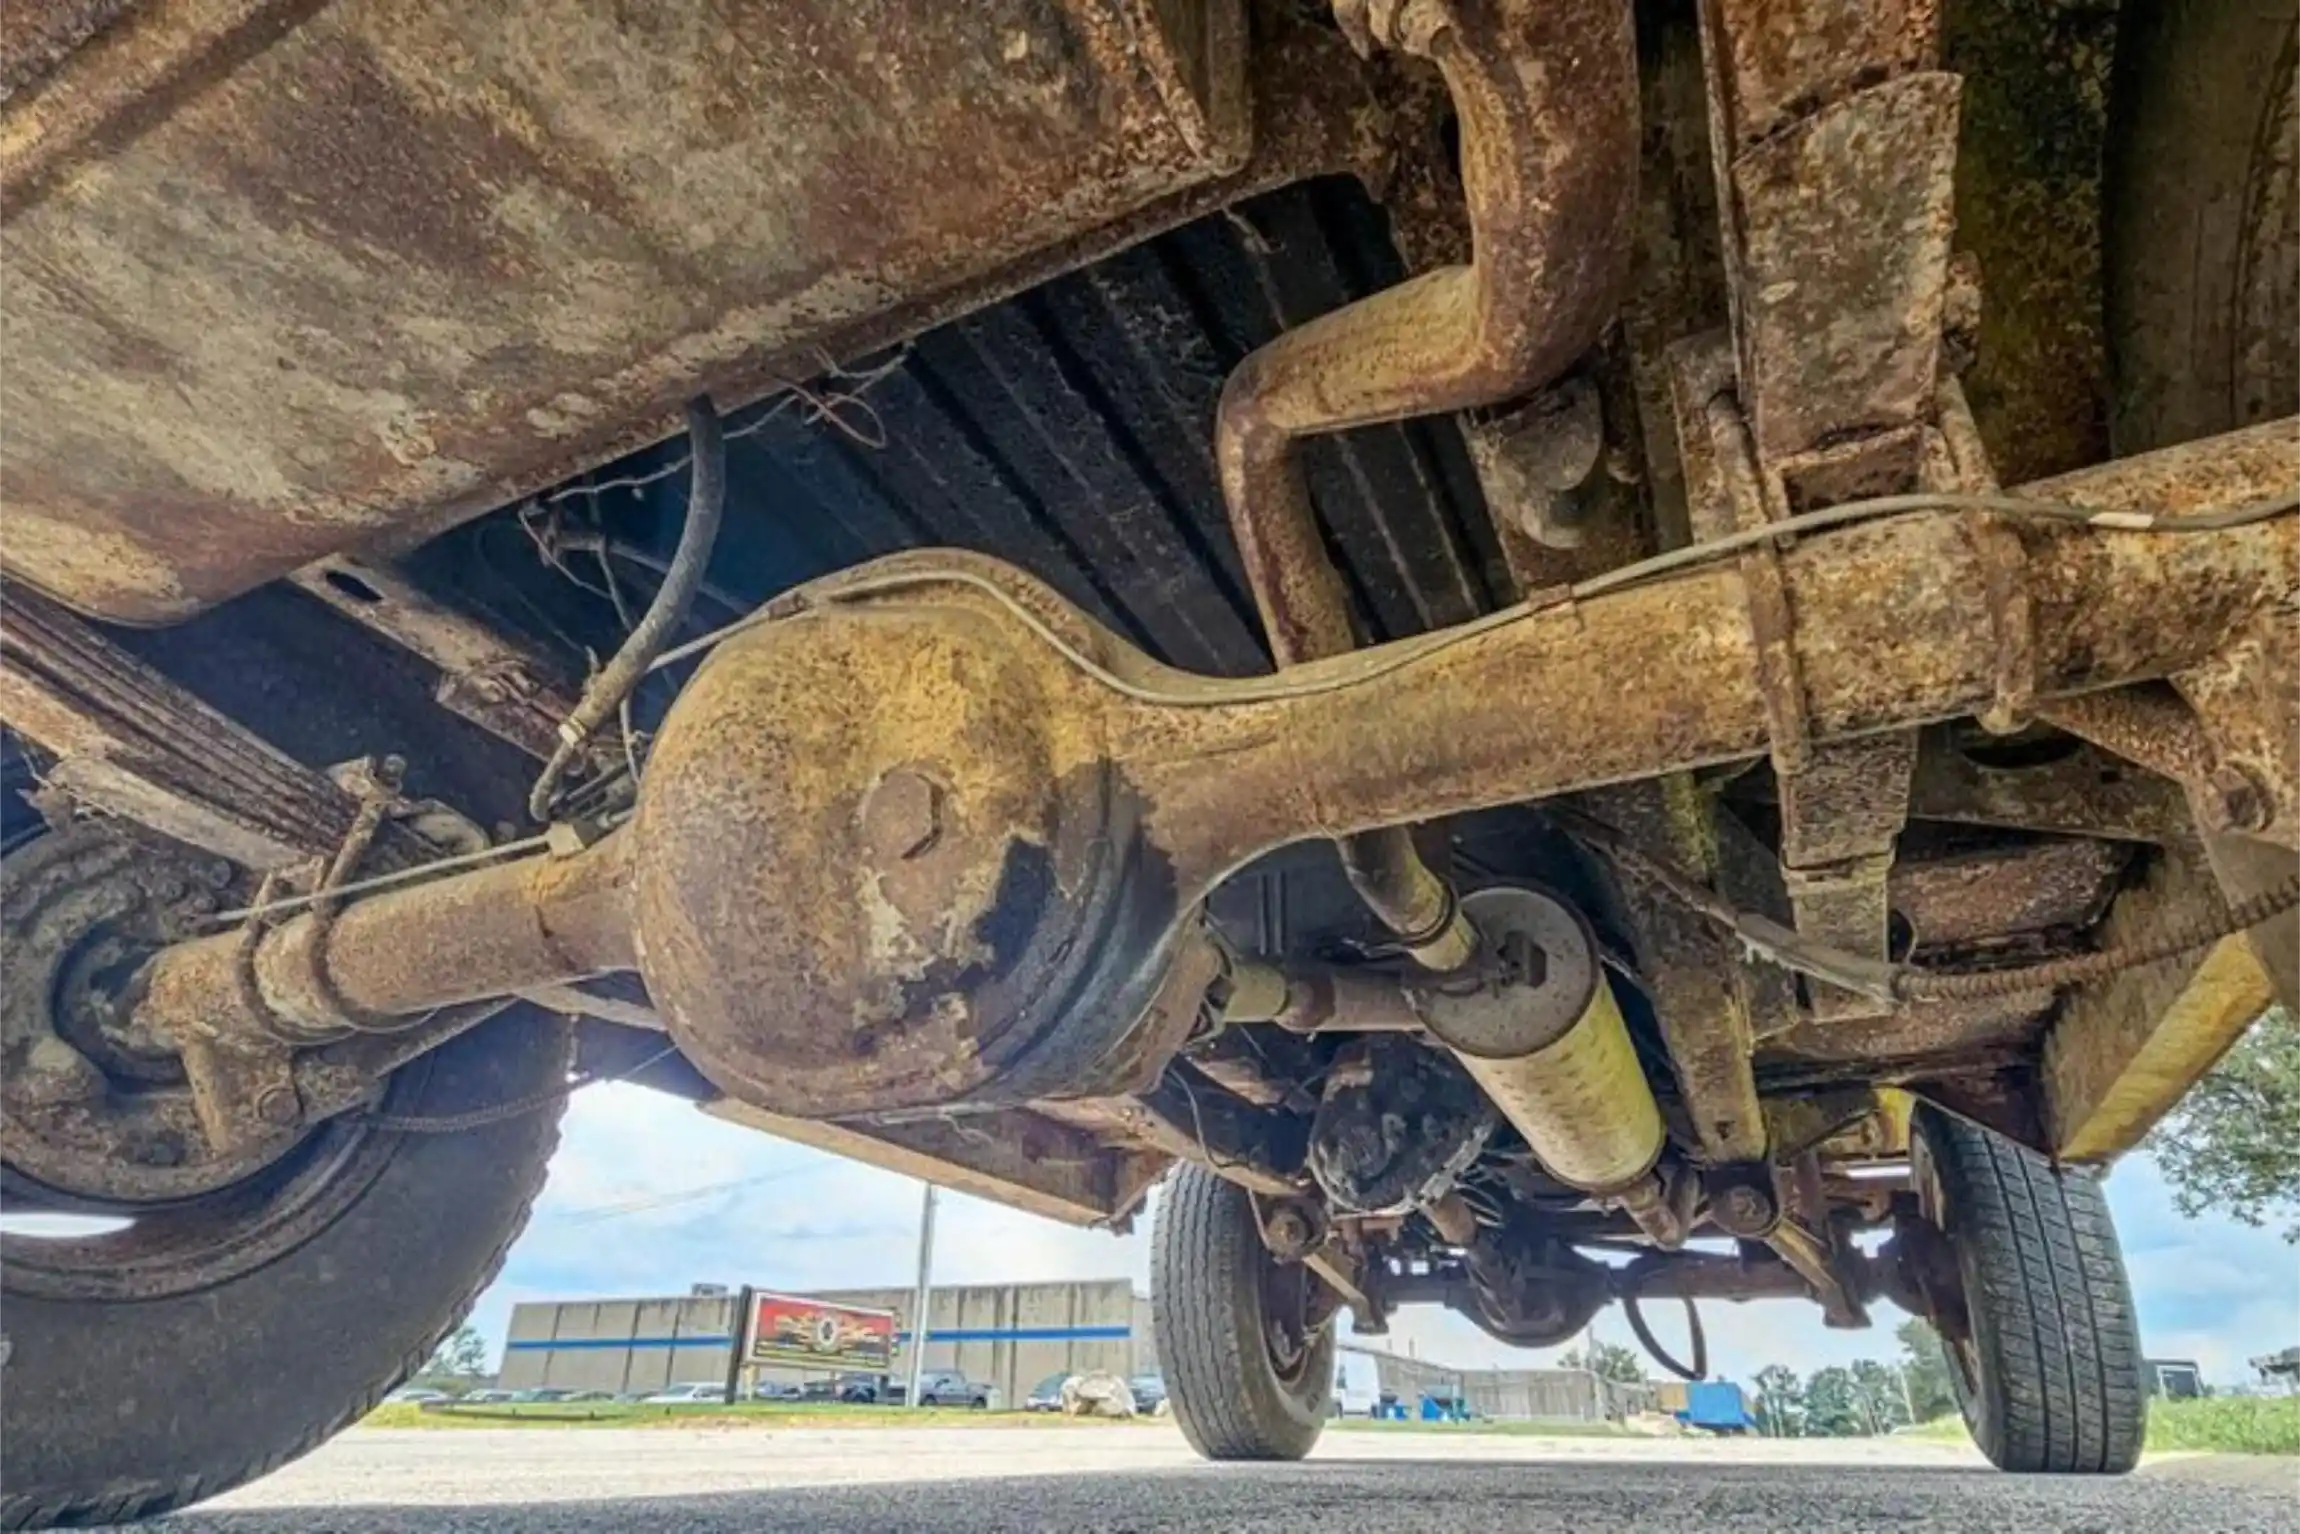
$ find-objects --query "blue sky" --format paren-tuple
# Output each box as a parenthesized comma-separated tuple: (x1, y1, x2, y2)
(470, 1083, 2299, 1386)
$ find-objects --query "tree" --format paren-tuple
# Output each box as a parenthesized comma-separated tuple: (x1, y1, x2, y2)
(1558, 1341, 1646, 1385)
(1850, 1358, 1910, 1432)
(2151, 1005, 2300, 1241)
(1894, 1316, 1959, 1422)
(1751, 1364, 1805, 1437)
(425, 1324, 488, 1379)
(1801, 1366, 1867, 1436)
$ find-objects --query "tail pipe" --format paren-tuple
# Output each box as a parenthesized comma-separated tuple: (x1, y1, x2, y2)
(1214, 0, 1639, 967)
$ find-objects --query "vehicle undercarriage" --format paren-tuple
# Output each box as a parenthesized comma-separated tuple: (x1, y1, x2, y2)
(1, 0, 2294, 1520)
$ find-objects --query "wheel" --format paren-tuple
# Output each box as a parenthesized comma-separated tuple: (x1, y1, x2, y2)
(1151, 1163, 1336, 1461)
(0, 832, 571, 1529)
(1912, 1106, 2146, 1475)
(2105, 0, 2298, 450)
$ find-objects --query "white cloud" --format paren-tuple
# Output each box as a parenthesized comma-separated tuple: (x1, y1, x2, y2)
(470, 1088, 2299, 1389)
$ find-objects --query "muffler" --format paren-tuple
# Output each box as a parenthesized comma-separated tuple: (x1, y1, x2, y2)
(1410, 886, 1668, 1202)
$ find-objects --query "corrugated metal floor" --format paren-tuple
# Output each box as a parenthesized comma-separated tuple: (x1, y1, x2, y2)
(434, 177, 1508, 684)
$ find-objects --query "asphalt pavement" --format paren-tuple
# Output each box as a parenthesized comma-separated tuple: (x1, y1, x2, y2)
(115, 1425, 2296, 1532)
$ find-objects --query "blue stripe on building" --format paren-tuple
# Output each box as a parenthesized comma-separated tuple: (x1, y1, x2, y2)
(506, 1335, 733, 1351)
(893, 1325, 1131, 1344)
(506, 1324, 1133, 1352)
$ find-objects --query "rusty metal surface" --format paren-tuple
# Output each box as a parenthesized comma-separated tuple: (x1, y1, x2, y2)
(1700, 0, 1958, 465)
(1907, 726, 2197, 845)
(1, 0, 1268, 624)
(1580, 778, 1769, 1165)
(1673, 339, 1922, 1021)
(1217, 0, 1637, 664)
(1891, 837, 2130, 951)
(289, 557, 602, 767)
(2044, 842, 2277, 1162)
(0, 827, 295, 1205)
(1942, 0, 2117, 485)
(707, 1096, 1152, 1227)
(130, 831, 635, 1049)
(1700, 0, 1940, 154)
(99, 422, 2299, 1128)
(2039, 684, 2270, 837)
(2175, 610, 2300, 847)
(1208, 0, 1636, 954)
(0, 581, 404, 869)
(1721, 71, 1961, 460)
(0, 0, 145, 100)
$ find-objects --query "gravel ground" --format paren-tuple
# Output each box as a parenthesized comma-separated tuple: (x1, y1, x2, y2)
(116, 1425, 2294, 1533)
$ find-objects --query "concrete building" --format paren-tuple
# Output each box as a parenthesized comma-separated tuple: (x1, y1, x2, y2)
(501, 1280, 1622, 1423)
(1344, 1345, 1625, 1421)
(501, 1279, 1151, 1408)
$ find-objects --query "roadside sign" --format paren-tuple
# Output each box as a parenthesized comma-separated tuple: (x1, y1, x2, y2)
(742, 1290, 897, 1372)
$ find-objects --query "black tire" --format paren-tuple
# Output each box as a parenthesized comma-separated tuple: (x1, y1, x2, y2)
(1151, 1164, 1335, 1461)
(2105, 0, 2298, 451)
(1, 1010, 569, 1528)
(1914, 1107, 2146, 1475)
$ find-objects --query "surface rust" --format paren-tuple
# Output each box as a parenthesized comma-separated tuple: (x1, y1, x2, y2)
(1890, 835, 2129, 951)
(1212, 0, 1637, 950)
(0, 580, 383, 869)
(2044, 841, 2277, 1161)
(288, 556, 605, 767)
(1724, 72, 1962, 466)
(1219, 0, 1639, 665)
(1700, 0, 1941, 154)
(1, 0, 1278, 623)
(0, 0, 147, 100)
(101, 423, 2297, 1125)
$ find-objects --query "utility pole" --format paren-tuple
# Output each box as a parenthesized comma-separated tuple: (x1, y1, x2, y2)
(1897, 1363, 1917, 1428)
(905, 1182, 938, 1408)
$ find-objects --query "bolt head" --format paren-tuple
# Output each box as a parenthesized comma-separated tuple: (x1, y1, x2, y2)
(254, 1085, 301, 1128)
(2207, 766, 2270, 834)
(1266, 1207, 1315, 1256)
(1712, 1179, 1776, 1235)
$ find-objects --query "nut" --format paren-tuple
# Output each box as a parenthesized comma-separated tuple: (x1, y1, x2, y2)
(2206, 765, 2270, 835)
(1264, 1205, 1317, 1259)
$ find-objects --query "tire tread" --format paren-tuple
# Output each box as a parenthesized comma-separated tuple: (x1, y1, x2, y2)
(1921, 1107, 2145, 1475)
(1152, 1165, 1329, 1461)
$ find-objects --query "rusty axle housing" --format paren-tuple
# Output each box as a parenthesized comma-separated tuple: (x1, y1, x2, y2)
(123, 422, 2300, 1125)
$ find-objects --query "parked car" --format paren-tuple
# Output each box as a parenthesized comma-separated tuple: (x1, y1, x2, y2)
(384, 1388, 448, 1405)
(460, 1389, 516, 1404)
(800, 1372, 888, 1404)
(1025, 1373, 1074, 1413)
(896, 1369, 996, 1408)
(1126, 1374, 1167, 1413)
(511, 1388, 575, 1403)
(565, 1390, 617, 1402)
(749, 1380, 804, 1402)
(640, 1382, 728, 1405)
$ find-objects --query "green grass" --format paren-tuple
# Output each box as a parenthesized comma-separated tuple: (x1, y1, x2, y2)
(1910, 1396, 2300, 1455)
(363, 1401, 1152, 1430)
(2143, 1397, 2300, 1455)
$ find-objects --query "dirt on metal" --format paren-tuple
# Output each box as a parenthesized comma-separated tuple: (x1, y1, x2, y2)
(1, 0, 1268, 622)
